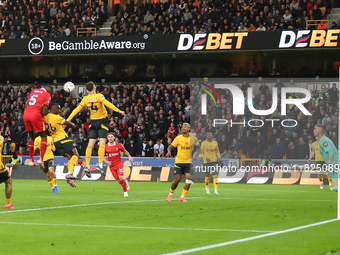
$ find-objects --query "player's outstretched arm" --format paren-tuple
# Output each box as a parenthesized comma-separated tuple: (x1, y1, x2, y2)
(308, 150, 315, 162)
(166, 145, 174, 157)
(63, 120, 76, 129)
(67, 104, 84, 122)
(124, 150, 134, 163)
(102, 99, 125, 115)
(103, 158, 111, 166)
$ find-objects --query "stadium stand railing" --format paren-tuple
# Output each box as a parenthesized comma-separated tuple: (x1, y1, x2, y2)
(77, 28, 97, 37)
(240, 159, 262, 168)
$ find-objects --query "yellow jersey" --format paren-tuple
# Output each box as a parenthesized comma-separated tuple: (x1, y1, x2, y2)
(34, 136, 55, 161)
(312, 141, 324, 162)
(0, 135, 4, 154)
(172, 134, 199, 164)
(201, 140, 221, 164)
(44, 113, 68, 142)
(0, 161, 5, 173)
(67, 93, 119, 121)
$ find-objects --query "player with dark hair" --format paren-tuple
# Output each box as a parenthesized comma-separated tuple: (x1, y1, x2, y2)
(24, 85, 53, 168)
(0, 163, 15, 209)
(166, 123, 200, 202)
(104, 132, 132, 197)
(313, 124, 338, 192)
(67, 81, 125, 177)
(44, 103, 80, 187)
(35, 135, 58, 193)
(201, 132, 221, 195)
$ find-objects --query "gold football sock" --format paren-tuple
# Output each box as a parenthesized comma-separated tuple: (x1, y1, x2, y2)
(5, 198, 11, 205)
(181, 189, 188, 198)
(213, 175, 218, 190)
(48, 181, 54, 188)
(328, 175, 332, 185)
(170, 189, 175, 194)
(205, 177, 210, 187)
(85, 146, 93, 166)
(52, 178, 57, 186)
(98, 145, 105, 164)
(318, 176, 323, 182)
(68, 155, 78, 174)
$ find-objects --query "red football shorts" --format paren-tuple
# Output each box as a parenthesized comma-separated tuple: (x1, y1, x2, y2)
(110, 165, 124, 180)
(24, 112, 45, 133)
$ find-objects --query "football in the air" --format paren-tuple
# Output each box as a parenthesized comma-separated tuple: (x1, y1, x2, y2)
(64, 81, 75, 93)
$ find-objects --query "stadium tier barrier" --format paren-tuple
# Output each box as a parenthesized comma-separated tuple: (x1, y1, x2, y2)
(6, 157, 330, 185)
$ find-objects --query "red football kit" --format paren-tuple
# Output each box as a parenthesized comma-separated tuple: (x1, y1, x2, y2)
(24, 88, 51, 133)
(105, 142, 125, 180)
(24, 88, 51, 164)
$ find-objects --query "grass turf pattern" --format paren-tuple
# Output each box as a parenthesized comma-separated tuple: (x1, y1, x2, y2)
(0, 180, 339, 255)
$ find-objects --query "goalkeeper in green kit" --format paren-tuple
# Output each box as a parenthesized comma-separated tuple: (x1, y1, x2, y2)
(313, 124, 338, 192)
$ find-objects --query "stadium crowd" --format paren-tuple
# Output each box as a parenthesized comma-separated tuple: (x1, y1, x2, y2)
(191, 80, 339, 160)
(0, 80, 338, 161)
(0, 0, 108, 38)
(0, 82, 188, 158)
(110, 0, 332, 36)
(0, 0, 334, 39)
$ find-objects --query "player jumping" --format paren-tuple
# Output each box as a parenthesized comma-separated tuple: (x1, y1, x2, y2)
(201, 132, 221, 195)
(0, 163, 15, 209)
(24, 85, 53, 168)
(67, 81, 125, 177)
(308, 140, 333, 190)
(313, 124, 338, 192)
(34, 136, 59, 193)
(44, 103, 80, 187)
(103, 133, 132, 197)
(166, 123, 200, 202)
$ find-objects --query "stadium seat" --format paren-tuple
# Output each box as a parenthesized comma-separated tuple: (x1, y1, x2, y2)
(11, 143, 16, 153)
(319, 7, 326, 17)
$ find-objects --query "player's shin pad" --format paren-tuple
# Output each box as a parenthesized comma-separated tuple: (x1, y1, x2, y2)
(185, 179, 194, 185)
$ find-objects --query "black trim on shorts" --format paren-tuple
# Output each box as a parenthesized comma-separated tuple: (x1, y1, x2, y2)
(0, 170, 10, 184)
(43, 159, 55, 173)
(55, 138, 76, 156)
(203, 161, 219, 174)
(316, 161, 326, 165)
(174, 163, 192, 175)
(88, 118, 109, 139)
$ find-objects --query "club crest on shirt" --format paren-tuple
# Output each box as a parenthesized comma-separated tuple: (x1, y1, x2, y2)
(116, 148, 118, 151)
(323, 142, 328, 147)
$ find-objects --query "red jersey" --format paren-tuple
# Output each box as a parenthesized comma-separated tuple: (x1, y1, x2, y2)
(24, 88, 51, 115)
(105, 142, 125, 165)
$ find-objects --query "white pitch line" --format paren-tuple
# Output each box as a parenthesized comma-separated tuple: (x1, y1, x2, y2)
(0, 197, 201, 214)
(164, 218, 340, 255)
(0, 222, 274, 233)
(211, 197, 336, 203)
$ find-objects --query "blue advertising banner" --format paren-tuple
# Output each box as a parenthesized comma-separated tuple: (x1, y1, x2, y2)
(21, 156, 238, 168)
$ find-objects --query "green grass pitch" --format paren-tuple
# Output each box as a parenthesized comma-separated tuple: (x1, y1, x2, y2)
(0, 179, 339, 255)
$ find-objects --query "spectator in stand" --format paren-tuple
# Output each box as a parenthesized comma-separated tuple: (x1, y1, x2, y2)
(254, 132, 266, 158)
(287, 141, 298, 159)
(229, 138, 243, 154)
(317, 20, 328, 29)
(271, 138, 285, 159)
(2, 138, 13, 155)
